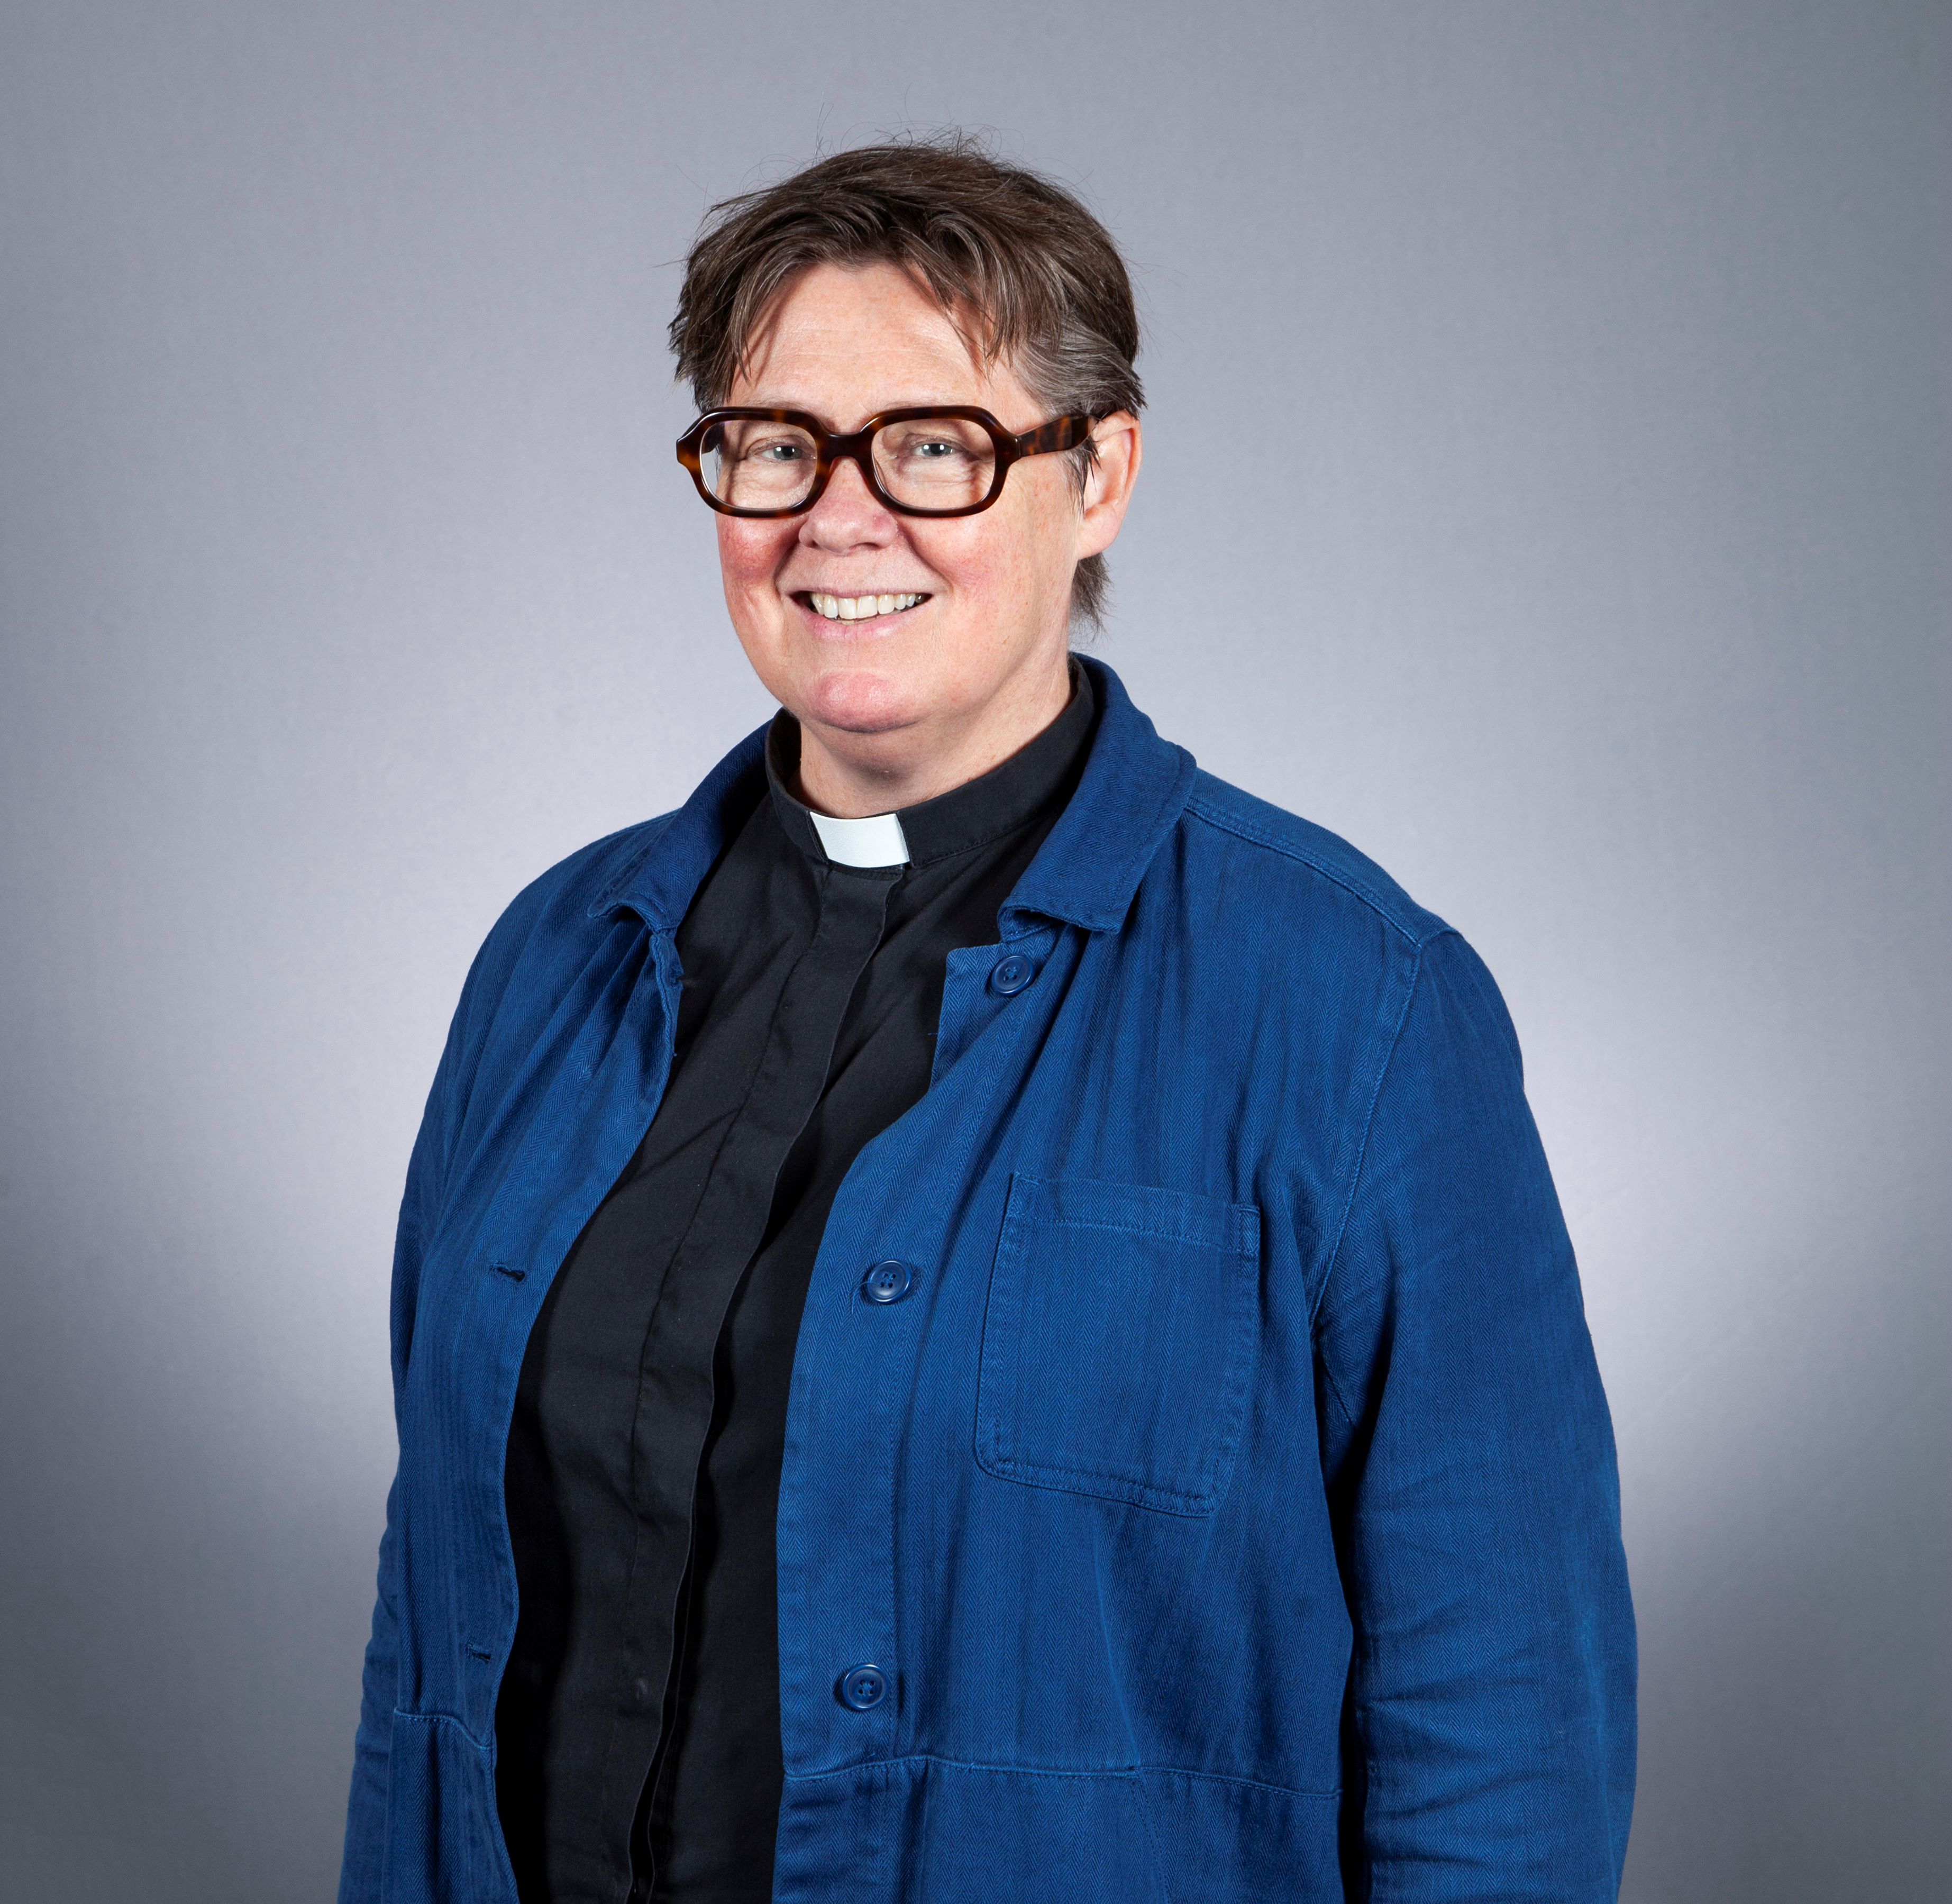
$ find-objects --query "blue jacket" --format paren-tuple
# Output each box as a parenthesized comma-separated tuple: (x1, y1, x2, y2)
(341, 657, 1635, 1903)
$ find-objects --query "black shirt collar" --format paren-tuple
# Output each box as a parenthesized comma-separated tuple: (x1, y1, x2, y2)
(765, 661, 1096, 870)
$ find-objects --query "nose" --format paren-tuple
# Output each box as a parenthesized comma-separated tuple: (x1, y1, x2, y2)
(798, 452, 898, 554)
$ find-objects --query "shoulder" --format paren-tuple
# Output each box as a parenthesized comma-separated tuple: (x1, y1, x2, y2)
(1177, 770, 1453, 951)
(1172, 774, 1527, 1091)
(485, 814, 667, 958)
(445, 814, 672, 1051)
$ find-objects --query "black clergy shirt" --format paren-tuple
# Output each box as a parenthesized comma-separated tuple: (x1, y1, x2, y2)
(495, 666, 1096, 1904)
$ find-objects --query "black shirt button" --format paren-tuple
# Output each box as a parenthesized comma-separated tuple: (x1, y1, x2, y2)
(990, 953, 1035, 995)
(861, 1260, 915, 1304)
(837, 1664, 888, 1710)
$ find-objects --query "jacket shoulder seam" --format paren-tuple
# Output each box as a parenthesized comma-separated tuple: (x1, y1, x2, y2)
(1181, 794, 1435, 947)
(1308, 934, 1443, 1353)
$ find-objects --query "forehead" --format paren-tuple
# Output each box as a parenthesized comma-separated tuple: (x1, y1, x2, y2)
(729, 261, 1037, 425)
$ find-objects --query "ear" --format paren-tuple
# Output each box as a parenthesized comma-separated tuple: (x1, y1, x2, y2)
(1074, 413, 1143, 560)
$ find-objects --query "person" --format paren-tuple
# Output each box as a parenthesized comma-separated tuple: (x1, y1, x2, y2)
(338, 138, 1635, 1904)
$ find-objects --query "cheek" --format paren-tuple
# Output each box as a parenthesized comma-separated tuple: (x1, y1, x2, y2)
(717, 520, 791, 595)
(910, 503, 1054, 614)
(999, 467, 1080, 576)
(905, 526, 990, 600)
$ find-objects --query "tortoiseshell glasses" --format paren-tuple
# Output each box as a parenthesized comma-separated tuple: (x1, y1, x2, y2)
(676, 406, 1095, 519)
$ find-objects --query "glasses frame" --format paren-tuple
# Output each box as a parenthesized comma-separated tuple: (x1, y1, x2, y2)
(675, 405, 1096, 520)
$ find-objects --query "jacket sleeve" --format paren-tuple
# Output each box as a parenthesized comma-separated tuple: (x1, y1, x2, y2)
(1314, 928, 1636, 1901)
(336, 1014, 467, 1904)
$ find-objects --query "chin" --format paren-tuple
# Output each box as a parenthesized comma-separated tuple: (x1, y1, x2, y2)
(799, 667, 932, 737)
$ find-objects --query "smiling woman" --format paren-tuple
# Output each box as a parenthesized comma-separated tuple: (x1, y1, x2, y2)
(337, 134, 1635, 1904)
(695, 260, 1139, 813)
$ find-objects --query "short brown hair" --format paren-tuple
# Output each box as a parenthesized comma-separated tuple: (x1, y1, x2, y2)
(669, 135, 1143, 631)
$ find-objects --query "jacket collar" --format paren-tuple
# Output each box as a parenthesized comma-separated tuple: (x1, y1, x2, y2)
(594, 656, 1196, 937)
(998, 656, 1196, 933)
(592, 725, 768, 931)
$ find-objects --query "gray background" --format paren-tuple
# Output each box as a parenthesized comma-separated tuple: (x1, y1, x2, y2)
(1, 2, 1945, 1899)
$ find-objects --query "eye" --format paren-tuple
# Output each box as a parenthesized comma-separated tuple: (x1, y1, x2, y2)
(911, 436, 962, 460)
(744, 436, 807, 464)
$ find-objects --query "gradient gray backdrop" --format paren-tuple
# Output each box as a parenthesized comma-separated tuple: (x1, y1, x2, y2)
(2, 4, 1945, 1900)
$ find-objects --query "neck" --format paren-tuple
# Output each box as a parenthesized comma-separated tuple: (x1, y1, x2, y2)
(792, 655, 1074, 817)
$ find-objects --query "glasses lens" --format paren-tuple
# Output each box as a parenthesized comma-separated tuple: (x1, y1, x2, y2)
(872, 417, 999, 513)
(701, 417, 819, 512)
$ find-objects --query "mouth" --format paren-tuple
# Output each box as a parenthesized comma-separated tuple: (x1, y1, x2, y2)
(797, 590, 931, 625)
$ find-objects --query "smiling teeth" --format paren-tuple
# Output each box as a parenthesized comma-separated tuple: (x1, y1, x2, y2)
(810, 592, 926, 621)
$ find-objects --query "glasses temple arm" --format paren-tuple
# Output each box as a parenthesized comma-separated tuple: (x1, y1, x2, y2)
(1013, 415, 1096, 457)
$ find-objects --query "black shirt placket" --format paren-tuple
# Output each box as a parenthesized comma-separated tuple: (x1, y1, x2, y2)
(614, 865, 896, 1899)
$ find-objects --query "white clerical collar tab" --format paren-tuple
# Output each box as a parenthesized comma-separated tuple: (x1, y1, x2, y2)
(808, 808, 910, 868)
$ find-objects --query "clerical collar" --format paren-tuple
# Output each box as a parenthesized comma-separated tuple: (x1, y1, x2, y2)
(765, 662, 1096, 871)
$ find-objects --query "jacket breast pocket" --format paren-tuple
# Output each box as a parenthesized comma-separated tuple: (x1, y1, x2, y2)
(974, 1173, 1262, 1516)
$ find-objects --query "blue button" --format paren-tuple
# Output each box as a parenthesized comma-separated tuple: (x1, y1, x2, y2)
(862, 1259, 914, 1304)
(990, 953, 1035, 995)
(838, 1664, 888, 1711)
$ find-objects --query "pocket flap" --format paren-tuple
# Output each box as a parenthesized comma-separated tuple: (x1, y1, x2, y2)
(975, 1174, 1262, 1516)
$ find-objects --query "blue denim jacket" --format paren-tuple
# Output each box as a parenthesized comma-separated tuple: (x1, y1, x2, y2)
(341, 658, 1635, 1903)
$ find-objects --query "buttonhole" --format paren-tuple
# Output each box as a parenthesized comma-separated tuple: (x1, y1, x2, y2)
(466, 1643, 494, 1661)
(490, 1262, 526, 1281)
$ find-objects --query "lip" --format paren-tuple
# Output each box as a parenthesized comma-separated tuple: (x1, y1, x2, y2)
(789, 589, 934, 634)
